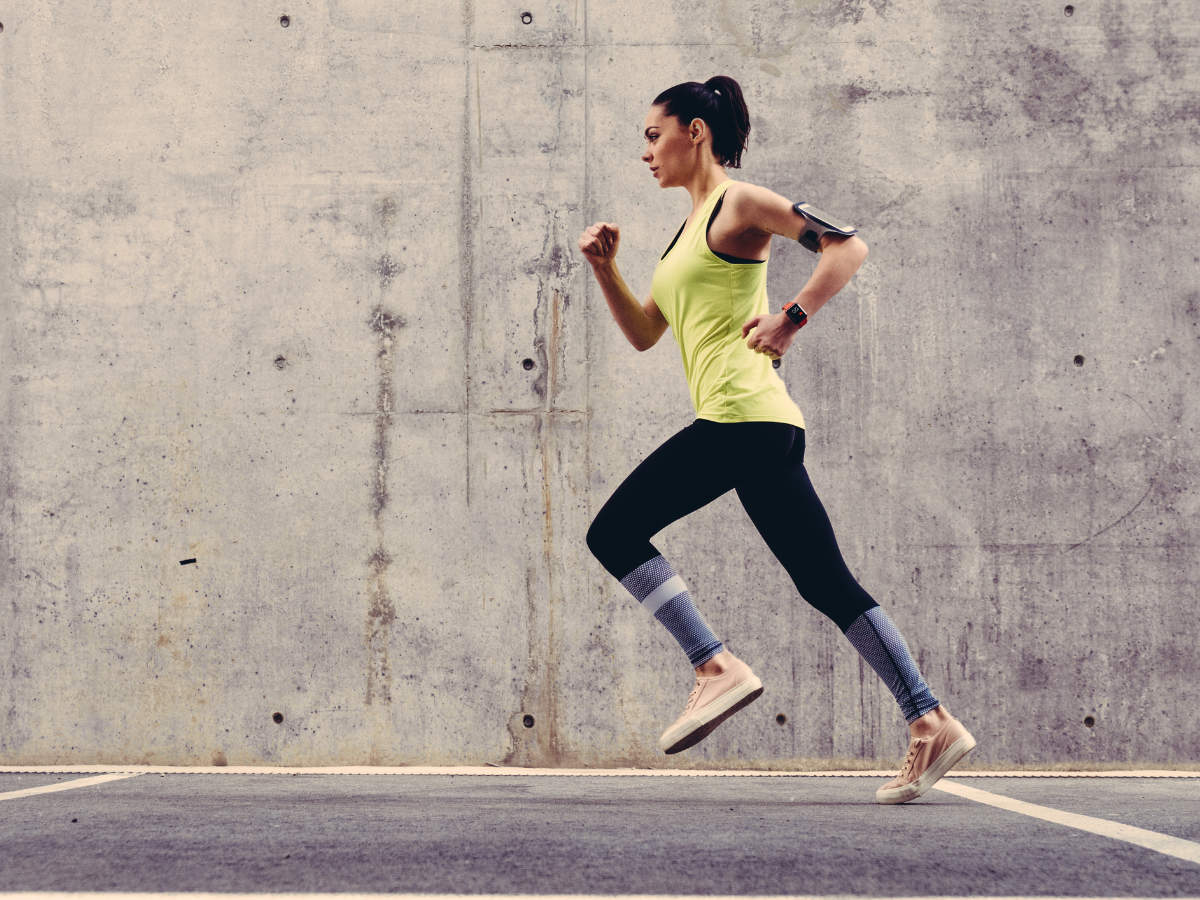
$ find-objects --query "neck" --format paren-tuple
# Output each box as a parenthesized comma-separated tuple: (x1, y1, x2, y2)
(683, 164, 730, 213)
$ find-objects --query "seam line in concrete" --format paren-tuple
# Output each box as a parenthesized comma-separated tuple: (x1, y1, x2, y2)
(0, 773, 141, 802)
(935, 779, 1200, 866)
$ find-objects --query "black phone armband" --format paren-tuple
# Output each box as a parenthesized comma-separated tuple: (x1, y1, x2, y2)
(793, 202, 858, 253)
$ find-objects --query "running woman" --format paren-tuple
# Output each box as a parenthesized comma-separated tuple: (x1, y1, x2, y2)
(578, 75, 975, 803)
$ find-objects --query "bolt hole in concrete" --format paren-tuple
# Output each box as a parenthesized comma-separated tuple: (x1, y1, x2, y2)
(522, 358, 536, 371)
(1074, 354, 1085, 366)
(274, 355, 287, 369)
(1064, 4, 1074, 15)
(279, 14, 290, 27)
(521, 11, 533, 24)
(0, 22, 5, 33)
(273, 712, 284, 724)
(775, 713, 787, 725)
(522, 714, 535, 728)
(1084, 715, 1095, 728)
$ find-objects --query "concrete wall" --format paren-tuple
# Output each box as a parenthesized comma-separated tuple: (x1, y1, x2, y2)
(2, 0, 1197, 768)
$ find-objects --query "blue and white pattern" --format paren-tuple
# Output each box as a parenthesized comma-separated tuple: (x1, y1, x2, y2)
(845, 606, 939, 723)
(621, 555, 724, 667)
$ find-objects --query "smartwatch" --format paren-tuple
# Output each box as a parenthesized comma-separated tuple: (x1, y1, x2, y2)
(783, 302, 808, 328)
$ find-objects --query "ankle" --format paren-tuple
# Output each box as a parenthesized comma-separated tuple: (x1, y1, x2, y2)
(695, 651, 730, 676)
(909, 705, 951, 738)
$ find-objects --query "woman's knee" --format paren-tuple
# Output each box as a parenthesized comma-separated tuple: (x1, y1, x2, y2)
(586, 507, 656, 581)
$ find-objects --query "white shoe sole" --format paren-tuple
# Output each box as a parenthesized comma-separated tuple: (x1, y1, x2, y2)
(658, 674, 764, 754)
(875, 733, 977, 804)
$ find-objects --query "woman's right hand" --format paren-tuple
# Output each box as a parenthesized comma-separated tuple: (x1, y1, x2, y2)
(579, 222, 620, 267)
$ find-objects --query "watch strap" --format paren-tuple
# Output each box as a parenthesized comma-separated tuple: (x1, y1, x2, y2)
(783, 302, 808, 328)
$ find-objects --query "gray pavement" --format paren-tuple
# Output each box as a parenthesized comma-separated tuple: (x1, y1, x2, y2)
(2, 773, 1199, 896)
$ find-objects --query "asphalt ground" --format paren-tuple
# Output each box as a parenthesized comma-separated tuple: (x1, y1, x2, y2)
(1, 769, 1198, 898)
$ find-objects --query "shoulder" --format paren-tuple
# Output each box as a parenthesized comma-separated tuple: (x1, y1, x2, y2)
(721, 181, 799, 239)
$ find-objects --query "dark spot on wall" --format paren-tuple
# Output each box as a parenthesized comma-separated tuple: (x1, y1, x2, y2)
(842, 83, 873, 105)
(1012, 45, 1094, 128)
(1074, 354, 1085, 366)
(212, 751, 228, 766)
(523, 714, 535, 728)
(279, 14, 291, 27)
(1083, 714, 1095, 727)
(376, 254, 405, 290)
(367, 547, 393, 581)
(1183, 291, 1200, 329)
(1018, 653, 1051, 690)
(272, 712, 284, 724)
(274, 355, 288, 369)
(369, 307, 406, 338)
(73, 187, 137, 222)
(520, 11, 533, 24)
(375, 196, 398, 232)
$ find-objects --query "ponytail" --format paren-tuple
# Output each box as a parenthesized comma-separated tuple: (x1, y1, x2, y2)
(652, 75, 751, 168)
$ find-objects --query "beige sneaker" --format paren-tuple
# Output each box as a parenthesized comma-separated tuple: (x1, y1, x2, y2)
(876, 712, 977, 804)
(658, 653, 763, 754)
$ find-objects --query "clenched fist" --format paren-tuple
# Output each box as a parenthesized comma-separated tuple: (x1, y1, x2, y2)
(579, 222, 620, 267)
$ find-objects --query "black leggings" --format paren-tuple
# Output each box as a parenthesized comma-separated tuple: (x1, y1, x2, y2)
(586, 419, 878, 632)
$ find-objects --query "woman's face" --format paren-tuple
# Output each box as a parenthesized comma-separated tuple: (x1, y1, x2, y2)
(641, 105, 697, 188)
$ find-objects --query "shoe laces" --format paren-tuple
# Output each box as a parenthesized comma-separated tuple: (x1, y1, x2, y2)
(684, 678, 703, 712)
(898, 739, 922, 777)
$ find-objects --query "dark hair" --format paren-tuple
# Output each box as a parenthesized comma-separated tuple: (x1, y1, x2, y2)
(652, 75, 750, 168)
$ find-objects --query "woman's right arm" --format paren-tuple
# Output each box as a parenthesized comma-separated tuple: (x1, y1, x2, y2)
(579, 222, 669, 352)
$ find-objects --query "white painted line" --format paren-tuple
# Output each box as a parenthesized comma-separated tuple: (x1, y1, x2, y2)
(0, 772, 140, 802)
(935, 779, 1200, 866)
(0, 764, 1197, 777)
(0, 765, 893, 777)
(4, 895, 1197, 900)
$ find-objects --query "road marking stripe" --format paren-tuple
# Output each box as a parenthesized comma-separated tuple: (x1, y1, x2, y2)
(0, 772, 140, 801)
(0, 765, 1197, 777)
(935, 779, 1200, 865)
(3, 895, 1196, 900)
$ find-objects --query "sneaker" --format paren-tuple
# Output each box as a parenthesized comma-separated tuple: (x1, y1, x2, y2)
(875, 711, 976, 804)
(658, 653, 763, 754)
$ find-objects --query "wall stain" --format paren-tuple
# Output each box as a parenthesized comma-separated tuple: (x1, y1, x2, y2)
(375, 195, 398, 233)
(376, 253, 405, 291)
(500, 205, 577, 763)
(365, 231, 403, 704)
(366, 546, 395, 706)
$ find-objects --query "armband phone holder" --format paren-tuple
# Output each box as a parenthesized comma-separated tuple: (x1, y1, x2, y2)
(793, 202, 857, 253)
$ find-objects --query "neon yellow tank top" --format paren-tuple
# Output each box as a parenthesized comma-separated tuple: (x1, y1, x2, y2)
(650, 180, 805, 429)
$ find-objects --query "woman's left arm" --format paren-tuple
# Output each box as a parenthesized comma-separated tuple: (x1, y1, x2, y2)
(732, 183, 869, 359)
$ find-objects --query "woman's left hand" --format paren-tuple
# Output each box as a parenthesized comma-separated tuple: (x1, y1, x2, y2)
(742, 312, 799, 362)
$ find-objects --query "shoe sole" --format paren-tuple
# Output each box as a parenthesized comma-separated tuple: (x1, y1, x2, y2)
(875, 733, 977, 804)
(660, 677, 764, 755)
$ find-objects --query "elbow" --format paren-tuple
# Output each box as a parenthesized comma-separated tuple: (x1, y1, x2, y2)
(632, 324, 664, 352)
(853, 235, 868, 262)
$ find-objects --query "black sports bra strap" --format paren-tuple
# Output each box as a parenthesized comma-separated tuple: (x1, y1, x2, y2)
(706, 192, 766, 265)
(660, 219, 687, 260)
